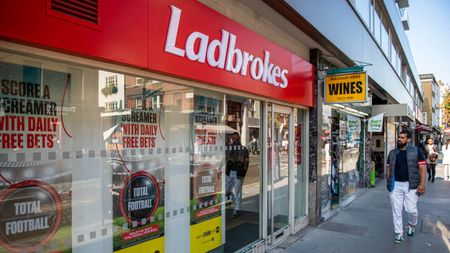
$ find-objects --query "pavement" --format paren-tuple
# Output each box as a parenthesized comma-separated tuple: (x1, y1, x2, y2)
(273, 163, 450, 253)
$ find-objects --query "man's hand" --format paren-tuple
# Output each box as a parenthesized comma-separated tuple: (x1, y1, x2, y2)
(416, 184, 426, 196)
(386, 164, 390, 180)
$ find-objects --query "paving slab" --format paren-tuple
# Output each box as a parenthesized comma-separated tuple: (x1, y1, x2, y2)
(276, 165, 450, 253)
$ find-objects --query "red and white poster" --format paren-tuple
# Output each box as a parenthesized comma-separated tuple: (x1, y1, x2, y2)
(0, 62, 72, 253)
(189, 96, 225, 252)
(98, 72, 165, 252)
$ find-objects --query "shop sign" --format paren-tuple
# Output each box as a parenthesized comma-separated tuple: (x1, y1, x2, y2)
(165, 6, 289, 88)
(325, 71, 367, 104)
(368, 113, 384, 132)
(149, 0, 314, 106)
(347, 115, 361, 132)
(0, 0, 315, 106)
(0, 180, 62, 252)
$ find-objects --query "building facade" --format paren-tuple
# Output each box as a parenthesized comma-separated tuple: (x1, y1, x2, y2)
(440, 81, 450, 136)
(420, 73, 442, 142)
(267, 0, 423, 220)
(0, 1, 315, 253)
(0, 0, 423, 253)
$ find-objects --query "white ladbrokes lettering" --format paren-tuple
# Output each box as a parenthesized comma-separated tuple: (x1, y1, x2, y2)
(164, 5, 288, 88)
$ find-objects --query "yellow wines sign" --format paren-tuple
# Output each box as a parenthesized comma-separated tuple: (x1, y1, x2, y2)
(325, 72, 367, 103)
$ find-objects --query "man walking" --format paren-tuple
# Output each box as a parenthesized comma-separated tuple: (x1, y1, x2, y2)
(386, 130, 426, 243)
(225, 132, 249, 217)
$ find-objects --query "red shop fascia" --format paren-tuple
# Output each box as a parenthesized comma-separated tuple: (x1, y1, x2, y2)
(0, 0, 314, 107)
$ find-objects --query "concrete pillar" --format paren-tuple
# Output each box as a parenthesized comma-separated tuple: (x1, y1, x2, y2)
(308, 48, 323, 226)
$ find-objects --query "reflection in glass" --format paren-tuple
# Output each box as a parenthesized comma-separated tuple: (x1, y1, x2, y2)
(267, 104, 290, 241)
(294, 109, 306, 219)
(102, 74, 168, 252)
(320, 107, 363, 217)
(221, 96, 261, 253)
(0, 51, 267, 253)
(339, 114, 361, 202)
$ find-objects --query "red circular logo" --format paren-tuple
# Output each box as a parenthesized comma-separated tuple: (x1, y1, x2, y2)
(119, 171, 160, 225)
(193, 163, 219, 203)
(0, 180, 62, 252)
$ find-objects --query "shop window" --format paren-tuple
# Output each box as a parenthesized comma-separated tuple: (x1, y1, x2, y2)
(353, 0, 372, 28)
(0, 51, 281, 253)
(0, 51, 189, 253)
(294, 109, 306, 219)
(320, 106, 362, 216)
(391, 43, 396, 67)
(185, 91, 263, 252)
(222, 95, 262, 252)
(373, 6, 382, 45)
(381, 15, 390, 58)
(0, 57, 75, 252)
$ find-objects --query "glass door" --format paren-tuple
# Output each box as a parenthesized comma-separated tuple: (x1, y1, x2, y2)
(267, 103, 292, 244)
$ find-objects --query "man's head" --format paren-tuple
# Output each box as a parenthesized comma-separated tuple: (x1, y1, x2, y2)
(397, 129, 411, 149)
(231, 132, 240, 144)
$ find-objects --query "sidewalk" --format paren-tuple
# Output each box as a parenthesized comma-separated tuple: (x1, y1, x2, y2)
(276, 165, 450, 253)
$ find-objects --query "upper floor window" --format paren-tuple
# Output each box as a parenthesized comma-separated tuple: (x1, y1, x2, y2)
(381, 21, 390, 57)
(353, 0, 371, 26)
(373, 6, 382, 45)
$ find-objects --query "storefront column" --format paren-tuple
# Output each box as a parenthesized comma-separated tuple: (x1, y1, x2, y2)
(308, 48, 323, 225)
(361, 120, 371, 187)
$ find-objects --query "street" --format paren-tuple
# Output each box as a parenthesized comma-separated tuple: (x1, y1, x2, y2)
(274, 164, 450, 253)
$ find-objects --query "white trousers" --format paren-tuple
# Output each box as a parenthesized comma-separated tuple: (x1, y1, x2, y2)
(389, 181, 419, 234)
(444, 164, 450, 180)
(226, 171, 243, 211)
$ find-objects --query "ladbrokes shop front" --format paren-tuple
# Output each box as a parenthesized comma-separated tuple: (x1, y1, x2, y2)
(0, 1, 314, 252)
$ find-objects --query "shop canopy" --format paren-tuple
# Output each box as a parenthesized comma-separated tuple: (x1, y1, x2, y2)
(371, 104, 415, 122)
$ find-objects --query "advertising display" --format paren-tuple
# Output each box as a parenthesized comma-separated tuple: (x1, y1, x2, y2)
(0, 62, 72, 252)
(347, 115, 361, 133)
(0, 0, 315, 108)
(368, 113, 384, 132)
(0, 0, 317, 251)
(99, 73, 165, 253)
(325, 71, 367, 104)
(189, 96, 224, 253)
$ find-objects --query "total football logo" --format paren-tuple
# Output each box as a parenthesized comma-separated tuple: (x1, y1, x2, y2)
(119, 171, 160, 224)
(0, 180, 62, 252)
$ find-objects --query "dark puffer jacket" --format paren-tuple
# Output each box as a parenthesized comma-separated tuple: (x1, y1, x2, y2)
(387, 145, 420, 191)
(225, 144, 249, 178)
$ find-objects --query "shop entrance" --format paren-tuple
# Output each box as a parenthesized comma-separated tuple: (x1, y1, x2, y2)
(267, 103, 292, 244)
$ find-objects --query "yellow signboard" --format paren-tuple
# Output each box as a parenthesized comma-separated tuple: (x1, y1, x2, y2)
(115, 237, 164, 253)
(190, 216, 222, 252)
(325, 72, 367, 103)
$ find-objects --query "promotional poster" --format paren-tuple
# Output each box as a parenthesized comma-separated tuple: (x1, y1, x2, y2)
(189, 96, 224, 252)
(98, 73, 165, 253)
(0, 63, 72, 253)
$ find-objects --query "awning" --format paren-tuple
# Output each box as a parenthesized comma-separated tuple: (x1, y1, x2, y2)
(195, 124, 238, 134)
(371, 104, 415, 122)
(416, 123, 433, 133)
(433, 126, 442, 134)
